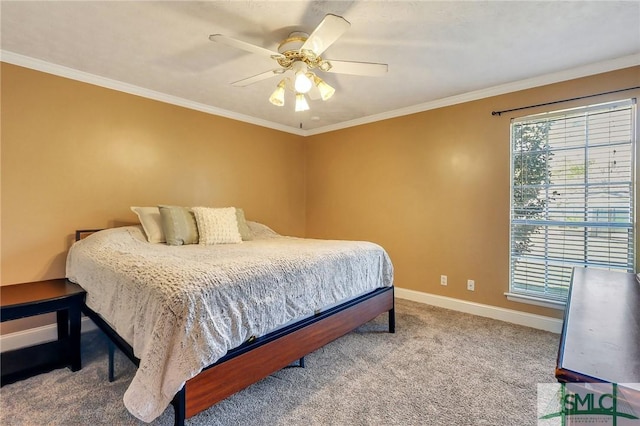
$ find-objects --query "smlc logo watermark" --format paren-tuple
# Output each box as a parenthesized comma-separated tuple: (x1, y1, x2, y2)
(538, 383, 640, 425)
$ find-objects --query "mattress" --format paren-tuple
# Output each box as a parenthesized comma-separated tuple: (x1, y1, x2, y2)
(66, 223, 393, 422)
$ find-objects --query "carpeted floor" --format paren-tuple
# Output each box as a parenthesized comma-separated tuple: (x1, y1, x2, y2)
(0, 299, 559, 425)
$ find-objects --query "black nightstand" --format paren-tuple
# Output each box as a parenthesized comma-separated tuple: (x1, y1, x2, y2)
(1, 279, 86, 386)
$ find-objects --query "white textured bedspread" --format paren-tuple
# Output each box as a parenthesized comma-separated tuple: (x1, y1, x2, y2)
(66, 224, 393, 422)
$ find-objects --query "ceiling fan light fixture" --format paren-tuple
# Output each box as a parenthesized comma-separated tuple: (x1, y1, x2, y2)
(295, 93, 310, 112)
(292, 62, 313, 94)
(311, 74, 335, 101)
(294, 72, 312, 94)
(211, 14, 388, 115)
(269, 79, 287, 106)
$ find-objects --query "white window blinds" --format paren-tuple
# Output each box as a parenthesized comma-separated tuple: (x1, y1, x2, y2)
(510, 99, 636, 301)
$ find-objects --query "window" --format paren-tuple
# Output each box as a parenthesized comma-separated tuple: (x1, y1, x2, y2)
(509, 99, 636, 304)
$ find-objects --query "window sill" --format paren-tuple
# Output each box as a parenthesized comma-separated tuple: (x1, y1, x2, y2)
(504, 292, 566, 310)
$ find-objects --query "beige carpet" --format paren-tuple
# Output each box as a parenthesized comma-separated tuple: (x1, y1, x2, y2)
(0, 299, 559, 425)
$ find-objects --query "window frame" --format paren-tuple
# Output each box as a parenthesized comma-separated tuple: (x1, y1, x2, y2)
(506, 99, 637, 308)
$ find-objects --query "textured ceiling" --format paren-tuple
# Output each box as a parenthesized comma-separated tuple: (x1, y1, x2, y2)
(1, 1, 639, 135)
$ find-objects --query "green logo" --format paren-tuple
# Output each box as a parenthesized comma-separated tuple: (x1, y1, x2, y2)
(538, 383, 640, 425)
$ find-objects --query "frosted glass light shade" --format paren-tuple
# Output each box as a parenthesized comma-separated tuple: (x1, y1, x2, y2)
(269, 80, 286, 106)
(312, 75, 335, 101)
(295, 93, 310, 112)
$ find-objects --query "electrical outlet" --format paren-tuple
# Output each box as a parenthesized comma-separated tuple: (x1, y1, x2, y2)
(440, 275, 448, 286)
(467, 279, 475, 291)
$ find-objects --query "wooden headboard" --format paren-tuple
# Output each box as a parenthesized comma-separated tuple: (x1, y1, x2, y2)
(75, 229, 102, 242)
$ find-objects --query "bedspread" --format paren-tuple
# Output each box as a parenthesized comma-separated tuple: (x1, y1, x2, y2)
(65, 224, 393, 422)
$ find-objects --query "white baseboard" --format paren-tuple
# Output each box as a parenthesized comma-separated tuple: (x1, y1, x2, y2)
(395, 287, 563, 333)
(0, 317, 98, 353)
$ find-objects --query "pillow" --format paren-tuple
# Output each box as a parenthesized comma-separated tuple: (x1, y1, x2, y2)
(247, 221, 279, 238)
(235, 208, 252, 241)
(192, 207, 242, 245)
(159, 205, 199, 246)
(130, 206, 165, 243)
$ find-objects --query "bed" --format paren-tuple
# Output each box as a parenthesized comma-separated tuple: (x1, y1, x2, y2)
(66, 221, 395, 425)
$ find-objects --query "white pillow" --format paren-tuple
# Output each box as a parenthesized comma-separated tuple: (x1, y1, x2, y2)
(130, 206, 165, 243)
(192, 207, 242, 245)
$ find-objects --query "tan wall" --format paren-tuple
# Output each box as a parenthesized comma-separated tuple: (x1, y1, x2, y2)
(2, 63, 638, 335)
(305, 66, 640, 319)
(1, 63, 306, 332)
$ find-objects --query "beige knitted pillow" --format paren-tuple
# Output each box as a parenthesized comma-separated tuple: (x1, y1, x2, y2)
(192, 207, 242, 245)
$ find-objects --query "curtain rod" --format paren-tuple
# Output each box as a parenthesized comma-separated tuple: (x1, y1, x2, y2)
(491, 86, 640, 116)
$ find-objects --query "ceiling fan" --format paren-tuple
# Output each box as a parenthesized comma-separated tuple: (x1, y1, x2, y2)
(209, 14, 388, 111)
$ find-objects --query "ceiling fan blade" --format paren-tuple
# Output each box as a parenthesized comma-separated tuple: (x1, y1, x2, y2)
(209, 34, 283, 59)
(231, 69, 282, 87)
(300, 14, 351, 57)
(325, 60, 388, 76)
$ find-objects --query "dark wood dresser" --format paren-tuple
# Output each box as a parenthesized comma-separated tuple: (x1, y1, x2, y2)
(556, 268, 639, 385)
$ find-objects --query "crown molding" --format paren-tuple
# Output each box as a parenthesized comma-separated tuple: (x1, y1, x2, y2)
(2, 50, 638, 137)
(305, 53, 640, 136)
(0, 50, 306, 136)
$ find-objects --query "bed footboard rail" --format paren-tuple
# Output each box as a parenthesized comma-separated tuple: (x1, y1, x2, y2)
(82, 285, 394, 426)
(184, 285, 394, 420)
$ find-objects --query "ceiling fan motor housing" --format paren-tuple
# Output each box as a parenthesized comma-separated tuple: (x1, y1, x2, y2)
(275, 31, 330, 71)
(278, 32, 309, 54)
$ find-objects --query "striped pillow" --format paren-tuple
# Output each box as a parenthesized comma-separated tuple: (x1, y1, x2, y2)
(159, 205, 199, 246)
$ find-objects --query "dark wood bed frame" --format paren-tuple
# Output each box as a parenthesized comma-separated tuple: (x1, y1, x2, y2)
(74, 229, 395, 426)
